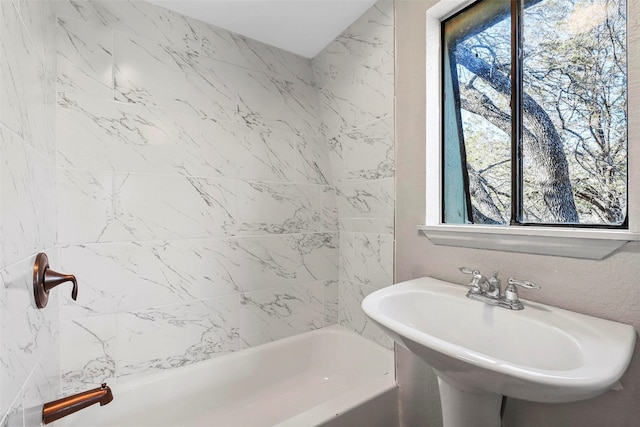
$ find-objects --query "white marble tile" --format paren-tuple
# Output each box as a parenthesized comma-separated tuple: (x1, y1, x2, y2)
(327, 132, 347, 184)
(352, 234, 394, 289)
(312, 1, 394, 90)
(200, 29, 317, 88)
(15, 0, 56, 160)
(293, 54, 317, 89)
(117, 297, 243, 379)
(338, 280, 369, 333)
(237, 181, 325, 235)
(0, 0, 55, 160)
(56, 17, 113, 98)
(0, 271, 4, 421)
(199, 119, 296, 182)
(1, 402, 22, 427)
(59, 240, 240, 320)
(0, 255, 57, 416)
(320, 186, 339, 232)
(234, 66, 323, 137)
(56, 168, 113, 244)
(323, 279, 339, 325)
(228, 33, 313, 85)
(339, 218, 394, 235)
(239, 281, 326, 346)
(339, 232, 355, 283)
(12, 0, 57, 52)
(204, 233, 339, 293)
(295, 134, 331, 185)
(60, 315, 117, 394)
(14, 0, 57, 95)
(319, 57, 394, 139)
(55, 0, 204, 54)
(336, 178, 395, 221)
(0, 127, 56, 266)
(106, 173, 237, 241)
(341, 117, 394, 180)
(46, 0, 395, 392)
(0, 0, 57, 421)
(315, 0, 395, 343)
(338, 280, 393, 349)
(58, 242, 184, 319)
(310, 52, 328, 90)
(113, 32, 238, 122)
(57, 92, 208, 176)
(190, 20, 249, 67)
(21, 358, 59, 420)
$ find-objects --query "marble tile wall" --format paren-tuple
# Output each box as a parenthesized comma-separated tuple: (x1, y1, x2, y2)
(0, 0, 394, 420)
(312, 0, 395, 348)
(55, 0, 338, 394)
(0, 0, 59, 424)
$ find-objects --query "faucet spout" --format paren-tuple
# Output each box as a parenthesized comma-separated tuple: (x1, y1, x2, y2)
(42, 383, 113, 425)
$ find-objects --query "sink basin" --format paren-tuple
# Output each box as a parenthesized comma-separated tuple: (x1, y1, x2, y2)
(362, 277, 636, 426)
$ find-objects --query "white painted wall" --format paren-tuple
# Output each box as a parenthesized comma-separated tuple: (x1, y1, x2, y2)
(395, 1, 640, 426)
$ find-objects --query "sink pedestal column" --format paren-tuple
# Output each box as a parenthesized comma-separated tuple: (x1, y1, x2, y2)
(438, 378, 502, 427)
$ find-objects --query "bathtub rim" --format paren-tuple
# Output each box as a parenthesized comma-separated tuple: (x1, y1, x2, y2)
(58, 324, 397, 427)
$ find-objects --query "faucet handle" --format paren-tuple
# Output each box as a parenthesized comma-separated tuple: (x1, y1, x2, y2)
(459, 267, 483, 280)
(33, 253, 78, 309)
(459, 267, 475, 275)
(504, 277, 540, 310)
(458, 267, 488, 284)
(507, 277, 540, 289)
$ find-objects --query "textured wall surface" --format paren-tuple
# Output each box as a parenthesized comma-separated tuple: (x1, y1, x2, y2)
(0, 0, 59, 424)
(395, 1, 640, 426)
(55, 0, 339, 394)
(312, 0, 395, 348)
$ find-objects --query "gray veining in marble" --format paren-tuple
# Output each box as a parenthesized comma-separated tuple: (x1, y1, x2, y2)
(0, 0, 398, 405)
(313, 0, 395, 348)
(52, 0, 369, 393)
(0, 0, 58, 420)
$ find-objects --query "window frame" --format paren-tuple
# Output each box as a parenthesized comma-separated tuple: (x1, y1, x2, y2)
(420, 0, 640, 259)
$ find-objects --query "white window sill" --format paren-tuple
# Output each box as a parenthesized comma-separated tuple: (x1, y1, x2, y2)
(418, 224, 640, 260)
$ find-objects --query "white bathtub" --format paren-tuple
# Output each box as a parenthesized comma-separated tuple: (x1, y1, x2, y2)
(57, 325, 396, 427)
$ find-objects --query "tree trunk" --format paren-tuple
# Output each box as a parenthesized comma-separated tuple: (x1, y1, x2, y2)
(456, 45, 579, 223)
(466, 165, 505, 224)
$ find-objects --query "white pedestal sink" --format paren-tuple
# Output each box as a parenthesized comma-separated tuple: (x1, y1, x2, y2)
(361, 277, 636, 427)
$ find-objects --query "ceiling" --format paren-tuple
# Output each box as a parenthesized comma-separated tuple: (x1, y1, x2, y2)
(148, 0, 378, 58)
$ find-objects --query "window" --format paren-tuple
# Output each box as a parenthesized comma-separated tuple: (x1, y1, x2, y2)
(441, 0, 627, 228)
(420, 0, 639, 259)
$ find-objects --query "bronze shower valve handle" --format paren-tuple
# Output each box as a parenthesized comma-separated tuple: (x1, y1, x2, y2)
(33, 252, 78, 309)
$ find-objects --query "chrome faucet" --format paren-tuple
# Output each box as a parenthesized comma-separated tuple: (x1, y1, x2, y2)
(459, 267, 486, 295)
(484, 271, 501, 299)
(459, 267, 540, 310)
(42, 383, 113, 424)
(503, 277, 541, 310)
